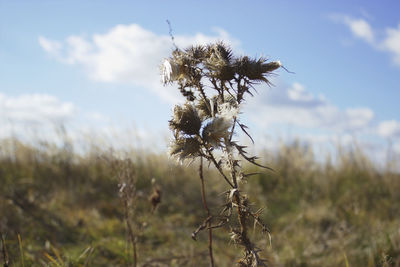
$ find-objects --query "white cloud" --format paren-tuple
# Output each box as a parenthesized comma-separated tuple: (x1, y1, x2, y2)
(245, 82, 374, 133)
(0, 93, 76, 125)
(0, 93, 77, 139)
(83, 112, 110, 122)
(332, 14, 400, 66)
(343, 17, 375, 43)
(69, 124, 168, 153)
(38, 36, 62, 56)
(378, 120, 400, 138)
(381, 24, 400, 65)
(39, 24, 240, 103)
(0, 92, 166, 152)
(241, 81, 400, 167)
(36, 22, 400, 163)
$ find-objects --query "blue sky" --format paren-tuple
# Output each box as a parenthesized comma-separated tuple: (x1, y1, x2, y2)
(1, 0, 400, 161)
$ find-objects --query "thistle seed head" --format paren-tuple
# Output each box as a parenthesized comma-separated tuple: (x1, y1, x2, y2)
(234, 56, 281, 83)
(263, 60, 282, 72)
(196, 96, 219, 119)
(207, 42, 233, 62)
(162, 53, 199, 85)
(234, 56, 263, 81)
(168, 137, 201, 162)
(169, 103, 202, 135)
(202, 117, 232, 147)
(185, 45, 206, 61)
(217, 102, 240, 121)
(205, 43, 235, 81)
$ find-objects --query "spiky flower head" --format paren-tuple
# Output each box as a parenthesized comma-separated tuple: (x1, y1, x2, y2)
(185, 45, 206, 61)
(206, 42, 233, 62)
(169, 103, 202, 135)
(168, 137, 201, 162)
(204, 43, 235, 81)
(263, 60, 282, 72)
(234, 56, 281, 83)
(166, 49, 204, 90)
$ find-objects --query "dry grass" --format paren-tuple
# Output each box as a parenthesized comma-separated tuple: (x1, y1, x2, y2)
(0, 136, 398, 266)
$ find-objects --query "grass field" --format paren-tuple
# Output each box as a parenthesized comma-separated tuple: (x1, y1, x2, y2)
(0, 137, 399, 266)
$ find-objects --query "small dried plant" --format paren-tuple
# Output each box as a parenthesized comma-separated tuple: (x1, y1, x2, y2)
(162, 42, 281, 266)
(115, 159, 139, 267)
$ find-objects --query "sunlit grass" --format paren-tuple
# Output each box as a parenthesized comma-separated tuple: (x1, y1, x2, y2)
(0, 137, 399, 266)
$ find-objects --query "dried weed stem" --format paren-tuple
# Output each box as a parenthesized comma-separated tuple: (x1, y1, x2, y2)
(1, 234, 9, 267)
(115, 159, 138, 267)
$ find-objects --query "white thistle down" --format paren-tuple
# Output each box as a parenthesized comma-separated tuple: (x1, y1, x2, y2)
(228, 188, 238, 201)
(210, 98, 215, 117)
(161, 59, 179, 84)
(202, 117, 232, 147)
(217, 102, 240, 121)
(202, 101, 239, 147)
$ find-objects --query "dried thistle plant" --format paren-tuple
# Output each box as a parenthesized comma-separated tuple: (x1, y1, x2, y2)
(162, 42, 281, 266)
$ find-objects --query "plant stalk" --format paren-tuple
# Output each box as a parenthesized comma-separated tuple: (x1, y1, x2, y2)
(123, 198, 137, 267)
(1, 234, 9, 267)
(199, 157, 215, 267)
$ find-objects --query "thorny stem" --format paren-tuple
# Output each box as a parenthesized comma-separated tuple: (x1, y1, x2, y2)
(203, 147, 234, 188)
(199, 157, 215, 267)
(233, 192, 266, 266)
(226, 140, 266, 266)
(236, 76, 244, 103)
(225, 146, 245, 234)
(210, 78, 220, 95)
(228, 155, 238, 188)
(234, 194, 247, 242)
(220, 81, 225, 100)
(198, 84, 212, 115)
(228, 117, 237, 142)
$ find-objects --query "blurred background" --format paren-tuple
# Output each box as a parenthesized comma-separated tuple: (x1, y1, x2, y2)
(1, 0, 400, 164)
(1, 0, 400, 266)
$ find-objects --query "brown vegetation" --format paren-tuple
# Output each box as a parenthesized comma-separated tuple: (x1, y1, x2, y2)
(0, 137, 399, 266)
